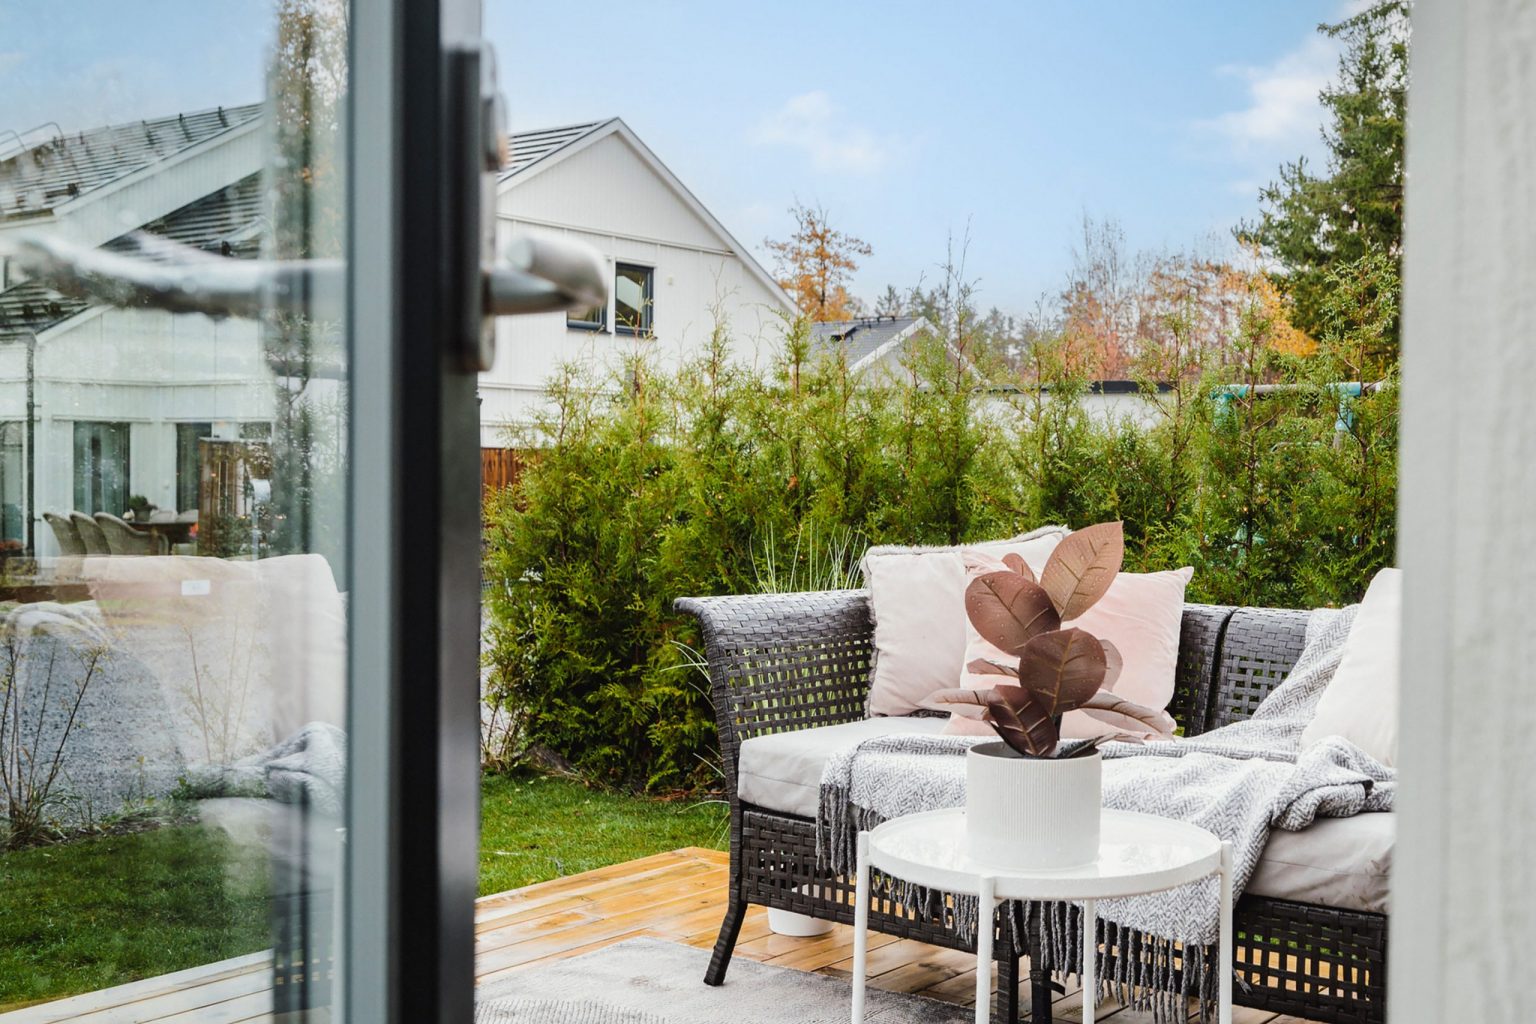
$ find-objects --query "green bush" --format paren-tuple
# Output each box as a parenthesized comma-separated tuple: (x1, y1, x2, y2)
(484, 257, 1399, 791)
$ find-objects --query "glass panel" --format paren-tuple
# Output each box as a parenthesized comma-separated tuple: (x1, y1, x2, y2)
(614, 263, 653, 335)
(176, 422, 213, 514)
(0, 2, 351, 1019)
(71, 421, 130, 516)
(0, 422, 23, 547)
(567, 303, 606, 331)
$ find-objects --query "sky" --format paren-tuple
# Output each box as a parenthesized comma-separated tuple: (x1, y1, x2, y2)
(1, 0, 1350, 317)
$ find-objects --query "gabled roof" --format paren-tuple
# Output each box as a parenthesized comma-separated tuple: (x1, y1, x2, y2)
(0, 104, 263, 221)
(811, 316, 930, 370)
(0, 173, 264, 340)
(498, 117, 794, 313)
(505, 121, 606, 176)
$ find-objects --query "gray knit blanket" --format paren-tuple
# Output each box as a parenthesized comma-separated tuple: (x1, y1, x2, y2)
(182, 721, 348, 815)
(817, 606, 1394, 1021)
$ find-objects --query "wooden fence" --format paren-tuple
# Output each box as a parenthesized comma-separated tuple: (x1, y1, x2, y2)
(481, 447, 528, 502)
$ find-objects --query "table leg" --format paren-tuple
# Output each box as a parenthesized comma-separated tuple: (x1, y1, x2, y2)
(975, 875, 995, 1024)
(852, 832, 870, 1024)
(1219, 841, 1234, 1024)
(1081, 899, 1096, 1024)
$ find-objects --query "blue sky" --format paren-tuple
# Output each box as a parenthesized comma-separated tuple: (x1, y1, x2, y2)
(1, 1, 1348, 315)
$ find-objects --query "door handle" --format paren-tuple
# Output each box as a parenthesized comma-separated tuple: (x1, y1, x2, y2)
(4, 231, 607, 325)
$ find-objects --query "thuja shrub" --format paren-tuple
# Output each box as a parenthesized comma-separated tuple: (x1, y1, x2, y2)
(483, 254, 1399, 789)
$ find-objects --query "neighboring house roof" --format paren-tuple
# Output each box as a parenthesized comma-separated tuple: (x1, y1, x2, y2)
(811, 316, 931, 370)
(498, 117, 795, 313)
(504, 121, 606, 176)
(0, 172, 263, 340)
(0, 104, 263, 221)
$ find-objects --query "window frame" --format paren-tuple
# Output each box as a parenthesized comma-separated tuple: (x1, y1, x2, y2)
(566, 299, 607, 333)
(613, 261, 655, 337)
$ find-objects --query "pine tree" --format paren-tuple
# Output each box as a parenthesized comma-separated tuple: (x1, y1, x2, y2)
(1238, 1, 1409, 349)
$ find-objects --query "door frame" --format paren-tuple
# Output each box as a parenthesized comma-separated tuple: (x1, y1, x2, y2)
(346, 0, 484, 1021)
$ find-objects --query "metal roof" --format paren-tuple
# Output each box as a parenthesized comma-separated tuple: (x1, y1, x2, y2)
(0, 173, 263, 340)
(0, 104, 262, 221)
(810, 316, 926, 367)
(502, 120, 608, 178)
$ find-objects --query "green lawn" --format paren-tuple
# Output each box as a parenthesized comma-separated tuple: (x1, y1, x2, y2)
(0, 825, 270, 1012)
(0, 773, 725, 1010)
(478, 772, 727, 895)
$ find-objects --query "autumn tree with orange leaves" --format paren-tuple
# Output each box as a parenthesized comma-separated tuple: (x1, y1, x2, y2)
(766, 202, 872, 321)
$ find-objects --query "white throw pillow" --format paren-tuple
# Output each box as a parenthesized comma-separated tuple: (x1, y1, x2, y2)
(1302, 567, 1401, 766)
(860, 526, 1067, 717)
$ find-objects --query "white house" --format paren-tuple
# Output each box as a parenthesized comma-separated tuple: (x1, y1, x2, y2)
(0, 105, 272, 555)
(482, 118, 795, 444)
(0, 108, 795, 551)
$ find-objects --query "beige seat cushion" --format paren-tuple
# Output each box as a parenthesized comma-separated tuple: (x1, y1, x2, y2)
(737, 717, 948, 818)
(1247, 812, 1394, 914)
(741, 718, 1393, 914)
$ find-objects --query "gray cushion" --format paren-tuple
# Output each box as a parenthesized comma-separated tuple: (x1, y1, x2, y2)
(737, 717, 947, 818)
(1246, 812, 1393, 914)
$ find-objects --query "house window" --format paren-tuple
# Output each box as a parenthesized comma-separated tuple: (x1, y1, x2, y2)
(176, 422, 213, 513)
(73, 421, 130, 516)
(567, 300, 606, 332)
(0, 422, 22, 543)
(614, 263, 654, 336)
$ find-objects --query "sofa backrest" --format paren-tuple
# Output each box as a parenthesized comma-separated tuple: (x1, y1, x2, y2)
(1175, 604, 1313, 736)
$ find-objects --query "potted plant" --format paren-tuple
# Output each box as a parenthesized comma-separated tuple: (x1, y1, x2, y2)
(925, 521, 1174, 868)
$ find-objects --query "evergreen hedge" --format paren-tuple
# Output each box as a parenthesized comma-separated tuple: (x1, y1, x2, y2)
(483, 258, 1398, 790)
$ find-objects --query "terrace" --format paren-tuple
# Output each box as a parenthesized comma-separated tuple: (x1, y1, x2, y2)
(0, 848, 1334, 1024)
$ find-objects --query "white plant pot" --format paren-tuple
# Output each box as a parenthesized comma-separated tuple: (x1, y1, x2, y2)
(965, 741, 1102, 870)
(766, 907, 836, 937)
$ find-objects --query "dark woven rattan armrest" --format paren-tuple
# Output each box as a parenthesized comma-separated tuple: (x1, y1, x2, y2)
(675, 589, 875, 795)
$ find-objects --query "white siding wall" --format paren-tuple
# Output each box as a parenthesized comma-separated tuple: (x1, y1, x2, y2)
(0, 307, 274, 553)
(479, 131, 791, 444)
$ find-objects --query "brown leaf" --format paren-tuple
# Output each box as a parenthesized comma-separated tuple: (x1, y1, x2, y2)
(965, 658, 1019, 678)
(922, 687, 994, 719)
(964, 572, 1060, 655)
(1017, 628, 1106, 716)
(1039, 521, 1125, 620)
(1059, 733, 1141, 758)
(985, 684, 1060, 757)
(1001, 552, 1036, 582)
(1080, 690, 1176, 737)
(1100, 638, 1124, 692)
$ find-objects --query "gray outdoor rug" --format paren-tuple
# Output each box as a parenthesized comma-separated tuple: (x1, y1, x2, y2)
(476, 936, 971, 1024)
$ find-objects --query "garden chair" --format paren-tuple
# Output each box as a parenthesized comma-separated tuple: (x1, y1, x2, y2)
(95, 512, 169, 556)
(43, 511, 87, 556)
(69, 511, 112, 555)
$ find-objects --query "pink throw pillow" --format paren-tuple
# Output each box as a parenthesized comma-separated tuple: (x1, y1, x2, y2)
(952, 560, 1193, 740)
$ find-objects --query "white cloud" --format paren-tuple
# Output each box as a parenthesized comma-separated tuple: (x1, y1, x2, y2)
(752, 91, 892, 174)
(1200, 35, 1338, 158)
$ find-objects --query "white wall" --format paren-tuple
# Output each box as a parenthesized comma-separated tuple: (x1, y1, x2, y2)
(1391, 1, 1536, 1021)
(479, 130, 791, 444)
(0, 306, 278, 554)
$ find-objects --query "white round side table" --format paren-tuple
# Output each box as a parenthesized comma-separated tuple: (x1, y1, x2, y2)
(850, 807, 1233, 1024)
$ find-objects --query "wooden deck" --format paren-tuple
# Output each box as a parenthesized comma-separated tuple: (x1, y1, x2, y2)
(1, 847, 1325, 1023)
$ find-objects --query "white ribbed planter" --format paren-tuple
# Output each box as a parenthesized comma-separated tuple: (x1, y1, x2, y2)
(965, 741, 1102, 870)
(766, 907, 835, 937)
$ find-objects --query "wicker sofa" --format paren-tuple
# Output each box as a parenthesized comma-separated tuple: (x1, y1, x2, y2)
(676, 590, 1389, 1024)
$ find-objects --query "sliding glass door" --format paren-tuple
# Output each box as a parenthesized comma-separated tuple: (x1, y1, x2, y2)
(0, 0, 489, 1020)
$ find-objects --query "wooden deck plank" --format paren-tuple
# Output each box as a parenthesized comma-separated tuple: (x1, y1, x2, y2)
(1, 847, 1327, 1024)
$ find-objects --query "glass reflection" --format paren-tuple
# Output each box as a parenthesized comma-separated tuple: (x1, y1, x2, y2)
(0, 1, 348, 1018)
